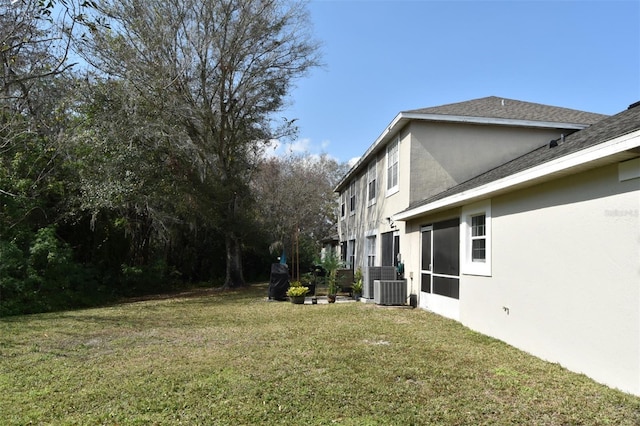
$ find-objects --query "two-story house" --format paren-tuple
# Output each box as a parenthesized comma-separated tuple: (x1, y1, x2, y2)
(335, 96, 605, 273)
(336, 96, 640, 396)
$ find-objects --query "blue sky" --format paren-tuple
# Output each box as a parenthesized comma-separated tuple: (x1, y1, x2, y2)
(275, 0, 640, 165)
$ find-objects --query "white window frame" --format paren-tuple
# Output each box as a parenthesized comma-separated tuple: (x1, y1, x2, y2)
(366, 234, 377, 267)
(461, 200, 492, 276)
(470, 214, 486, 262)
(347, 239, 356, 269)
(367, 161, 377, 206)
(386, 137, 399, 196)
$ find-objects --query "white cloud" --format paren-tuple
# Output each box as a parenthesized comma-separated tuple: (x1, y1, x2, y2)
(287, 138, 312, 153)
(264, 137, 331, 157)
(261, 138, 347, 166)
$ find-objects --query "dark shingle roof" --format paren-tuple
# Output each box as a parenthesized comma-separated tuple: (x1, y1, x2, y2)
(405, 96, 607, 126)
(404, 102, 640, 211)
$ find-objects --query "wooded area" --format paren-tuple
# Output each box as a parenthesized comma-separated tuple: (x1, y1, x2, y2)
(0, 0, 342, 316)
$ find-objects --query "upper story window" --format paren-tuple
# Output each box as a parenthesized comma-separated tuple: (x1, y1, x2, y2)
(386, 137, 399, 195)
(349, 181, 356, 215)
(340, 192, 345, 218)
(367, 161, 377, 206)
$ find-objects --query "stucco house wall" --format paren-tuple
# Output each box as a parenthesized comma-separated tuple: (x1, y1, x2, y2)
(399, 159, 640, 394)
(460, 161, 640, 395)
(408, 122, 569, 204)
(339, 128, 411, 270)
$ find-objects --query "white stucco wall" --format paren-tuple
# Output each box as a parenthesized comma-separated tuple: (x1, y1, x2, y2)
(460, 162, 640, 395)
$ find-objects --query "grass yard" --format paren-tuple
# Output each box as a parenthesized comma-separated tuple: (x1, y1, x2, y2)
(1, 284, 639, 425)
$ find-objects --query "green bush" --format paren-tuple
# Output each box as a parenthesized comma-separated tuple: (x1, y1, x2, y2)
(0, 239, 28, 316)
(0, 226, 95, 316)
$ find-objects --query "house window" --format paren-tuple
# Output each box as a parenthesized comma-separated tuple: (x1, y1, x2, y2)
(471, 214, 486, 262)
(340, 193, 345, 218)
(366, 235, 376, 267)
(340, 241, 348, 263)
(367, 162, 377, 205)
(461, 200, 491, 276)
(347, 239, 356, 269)
(386, 137, 399, 194)
(349, 181, 356, 215)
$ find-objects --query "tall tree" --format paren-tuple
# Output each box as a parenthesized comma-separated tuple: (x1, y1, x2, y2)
(252, 153, 348, 275)
(75, 0, 320, 288)
(1, 0, 78, 229)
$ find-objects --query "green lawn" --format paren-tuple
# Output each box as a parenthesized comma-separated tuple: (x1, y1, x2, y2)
(1, 284, 639, 425)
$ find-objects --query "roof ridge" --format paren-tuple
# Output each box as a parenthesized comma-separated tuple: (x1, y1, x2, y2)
(403, 96, 608, 125)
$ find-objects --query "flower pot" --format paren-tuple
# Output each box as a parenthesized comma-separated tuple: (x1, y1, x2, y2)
(290, 295, 306, 304)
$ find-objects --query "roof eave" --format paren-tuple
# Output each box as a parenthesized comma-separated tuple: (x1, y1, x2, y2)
(401, 113, 591, 130)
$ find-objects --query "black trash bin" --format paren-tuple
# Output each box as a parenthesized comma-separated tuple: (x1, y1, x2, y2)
(268, 263, 290, 301)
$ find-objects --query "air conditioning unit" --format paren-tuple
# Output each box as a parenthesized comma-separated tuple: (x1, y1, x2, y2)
(363, 266, 397, 299)
(374, 279, 407, 306)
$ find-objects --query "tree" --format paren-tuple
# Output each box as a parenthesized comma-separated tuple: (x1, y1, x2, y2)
(0, 0, 94, 315)
(0, 0, 80, 236)
(252, 152, 348, 277)
(75, 0, 320, 288)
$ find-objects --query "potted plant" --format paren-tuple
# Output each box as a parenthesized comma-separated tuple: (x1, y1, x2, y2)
(352, 267, 363, 300)
(327, 276, 340, 303)
(319, 251, 342, 303)
(287, 281, 309, 304)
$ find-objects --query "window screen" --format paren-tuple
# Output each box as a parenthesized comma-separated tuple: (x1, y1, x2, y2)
(433, 218, 459, 276)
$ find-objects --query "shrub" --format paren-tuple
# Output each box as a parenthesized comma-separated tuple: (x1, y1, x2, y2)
(286, 285, 309, 297)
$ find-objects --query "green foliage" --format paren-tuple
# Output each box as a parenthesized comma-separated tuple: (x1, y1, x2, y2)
(352, 267, 363, 294)
(286, 285, 309, 297)
(120, 259, 172, 297)
(0, 226, 77, 316)
(0, 0, 326, 312)
(317, 250, 343, 294)
(300, 273, 313, 287)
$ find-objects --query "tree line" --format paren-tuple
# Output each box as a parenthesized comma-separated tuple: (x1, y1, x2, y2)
(0, 0, 344, 316)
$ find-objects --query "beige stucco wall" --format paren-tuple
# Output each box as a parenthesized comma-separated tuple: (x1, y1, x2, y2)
(408, 122, 570, 204)
(338, 129, 411, 270)
(460, 162, 640, 395)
